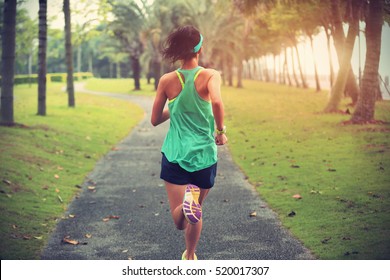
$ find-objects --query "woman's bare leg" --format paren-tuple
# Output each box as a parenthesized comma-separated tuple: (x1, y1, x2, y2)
(165, 182, 210, 260)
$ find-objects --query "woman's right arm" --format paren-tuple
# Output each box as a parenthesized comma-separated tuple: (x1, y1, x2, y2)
(151, 75, 170, 126)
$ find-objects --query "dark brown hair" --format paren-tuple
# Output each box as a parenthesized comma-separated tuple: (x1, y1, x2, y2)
(162, 25, 202, 63)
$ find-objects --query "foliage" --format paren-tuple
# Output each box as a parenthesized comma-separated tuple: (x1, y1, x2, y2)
(0, 83, 143, 259)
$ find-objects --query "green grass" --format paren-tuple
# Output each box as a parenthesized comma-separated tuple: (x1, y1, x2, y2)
(223, 80, 390, 259)
(84, 78, 157, 96)
(0, 83, 143, 259)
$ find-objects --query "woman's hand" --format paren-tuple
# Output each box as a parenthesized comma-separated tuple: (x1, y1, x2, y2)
(215, 133, 228, 145)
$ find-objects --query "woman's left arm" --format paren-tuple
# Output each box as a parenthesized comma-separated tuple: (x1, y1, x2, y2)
(151, 75, 170, 126)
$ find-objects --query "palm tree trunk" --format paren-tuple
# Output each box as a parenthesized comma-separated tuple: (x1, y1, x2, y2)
(324, 6, 359, 113)
(131, 56, 141, 90)
(330, 0, 360, 104)
(291, 48, 300, 87)
(324, 25, 334, 88)
(77, 45, 81, 74)
(351, 0, 383, 123)
(309, 34, 321, 92)
(0, 0, 17, 126)
(236, 60, 243, 88)
(284, 47, 292, 86)
(227, 55, 233, 87)
(263, 56, 270, 82)
(294, 44, 308, 88)
(37, 0, 47, 116)
(64, 0, 75, 107)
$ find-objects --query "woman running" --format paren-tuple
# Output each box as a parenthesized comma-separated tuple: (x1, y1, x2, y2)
(151, 25, 227, 260)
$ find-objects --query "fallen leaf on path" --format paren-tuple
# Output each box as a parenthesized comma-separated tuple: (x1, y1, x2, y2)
(69, 214, 75, 218)
(62, 236, 79, 245)
(103, 215, 120, 222)
(34, 236, 43, 240)
(292, 194, 302, 199)
(87, 186, 96, 191)
(85, 234, 92, 239)
(122, 249, 128, 253)
(249, 211, 257, 217)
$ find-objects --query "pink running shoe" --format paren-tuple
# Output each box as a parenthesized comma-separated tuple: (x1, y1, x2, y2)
(183, 184, 202, 224)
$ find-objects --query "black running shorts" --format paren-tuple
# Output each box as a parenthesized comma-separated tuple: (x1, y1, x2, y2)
(160, 153, 217, 189)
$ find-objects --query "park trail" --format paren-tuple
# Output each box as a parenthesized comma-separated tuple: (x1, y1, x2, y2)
(41, 83, 314, 260)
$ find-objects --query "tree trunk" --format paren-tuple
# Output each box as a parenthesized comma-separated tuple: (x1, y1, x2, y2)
(324, 25, 334, 88)
(294, 44, 308, 88)
(88, 51, 93, 73)
(37, 0, 47, 116)
(284, 47, 292, 86)
(351, 0, 383, 123)
(278, 54, 283, 84)
(64, 0, 75, 107)
(263, 56, 270, 82)
(131, 56, 141, 90)
(330, 0, 360, 104)
(0, 0, 17, 126)
(324, 6, 359, 113)
(290, 48, 300, 87)
(309, 34, 321, 92)
(236, 60, 243, 88)
(77, 45, 81, 73)
(227, 55, 233, 87)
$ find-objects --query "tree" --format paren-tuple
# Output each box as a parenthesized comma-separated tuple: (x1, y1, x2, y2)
(64, 0, 75, 107)
(110, 1, 145, 90)
(350, 0, 383, 123)
(0, 0, 17, 126)
(324, 0, 361, 113)
(37, 0, 47, 116)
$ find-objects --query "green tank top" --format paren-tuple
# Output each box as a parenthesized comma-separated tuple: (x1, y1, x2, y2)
(161, 66, 217, 172)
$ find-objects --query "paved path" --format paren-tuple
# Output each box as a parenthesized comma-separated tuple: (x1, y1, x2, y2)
(41, 84, 314, 260)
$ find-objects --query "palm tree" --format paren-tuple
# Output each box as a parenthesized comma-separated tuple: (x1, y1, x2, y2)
(110, 1, 145, 90)
(63, 0, 75, 107)
(37, 0, 47, 116)
(0, 0, 17, 126)
(351, 0, 383, 123)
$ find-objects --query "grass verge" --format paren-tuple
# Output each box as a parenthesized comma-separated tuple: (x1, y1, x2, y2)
(84, 78, 156, 96)
(0, 83, 143, 259)
(223, 80, 390, 259)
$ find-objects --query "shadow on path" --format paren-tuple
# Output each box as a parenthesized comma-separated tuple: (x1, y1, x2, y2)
(41, 83, 314, 260)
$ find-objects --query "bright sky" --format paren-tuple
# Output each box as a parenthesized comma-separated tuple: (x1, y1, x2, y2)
(22, 0, 390, 87)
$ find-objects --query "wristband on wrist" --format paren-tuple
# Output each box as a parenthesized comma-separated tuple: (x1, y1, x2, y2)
(216, 125, 226, 135)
